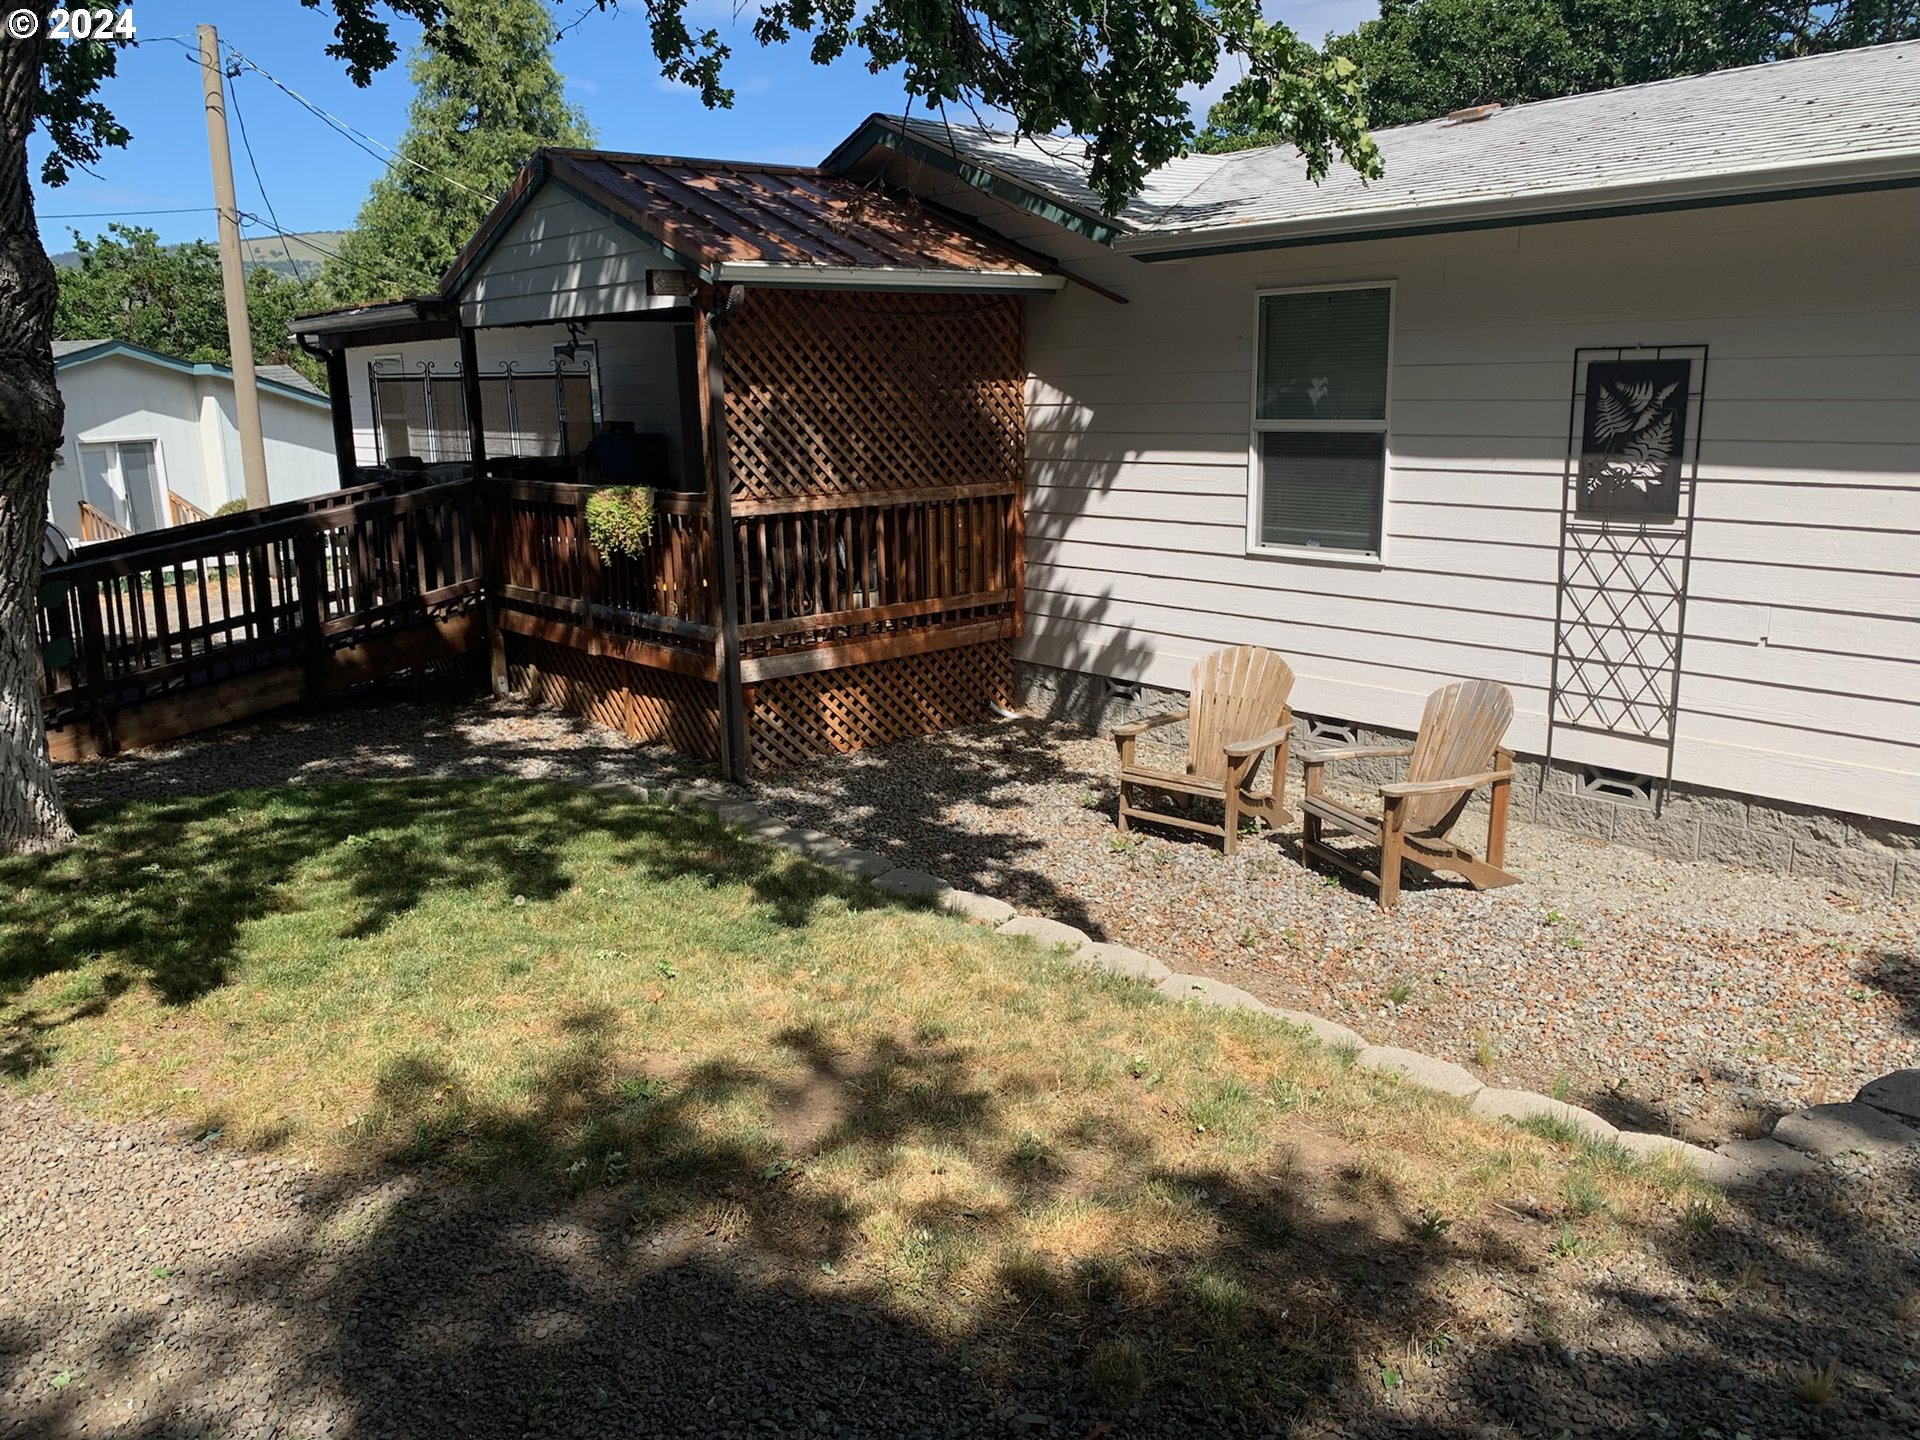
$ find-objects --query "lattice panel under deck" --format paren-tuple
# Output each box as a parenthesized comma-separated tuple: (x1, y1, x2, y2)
(722, 290, 1024, 503)
(746, 640, 1013, 772)
(507, 636, 720, 760)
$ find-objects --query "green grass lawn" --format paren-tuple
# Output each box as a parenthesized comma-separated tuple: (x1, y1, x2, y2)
(0, 778, 1710, 1419)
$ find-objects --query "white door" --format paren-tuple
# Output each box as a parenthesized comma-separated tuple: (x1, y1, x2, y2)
(78, 440, 163, 533)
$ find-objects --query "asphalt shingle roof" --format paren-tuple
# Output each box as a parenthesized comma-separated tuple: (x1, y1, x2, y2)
(882, 40, 1920, 248)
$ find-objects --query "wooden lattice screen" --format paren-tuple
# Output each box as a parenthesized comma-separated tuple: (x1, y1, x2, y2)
(508, 636, 720, 760)
(745, 639, 1013, 772)
(721, 291, 1024, 502)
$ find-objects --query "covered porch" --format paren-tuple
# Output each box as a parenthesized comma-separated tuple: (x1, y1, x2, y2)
(294, 149, 1065, 776)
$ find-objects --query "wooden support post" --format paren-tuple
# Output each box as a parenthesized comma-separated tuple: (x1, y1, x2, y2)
(460, 323, 508, 698)
(294, 528, 326, 697)
(324, 350, 356, 489)
(76, 579, 116, 757)
(698, 290, 749, 783)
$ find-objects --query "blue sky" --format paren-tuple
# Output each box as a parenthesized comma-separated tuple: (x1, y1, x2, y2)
(33, 0, 1379, 252)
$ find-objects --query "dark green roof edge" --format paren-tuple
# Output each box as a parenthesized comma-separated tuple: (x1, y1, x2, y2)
(1129, 174, 1920, 262)
(54, 340, 329, 406)
(822, 118, 1122, 247)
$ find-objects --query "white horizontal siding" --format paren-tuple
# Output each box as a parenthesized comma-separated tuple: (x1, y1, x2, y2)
(1008, 185, 1920, 824)
(457, 186, 686, 328)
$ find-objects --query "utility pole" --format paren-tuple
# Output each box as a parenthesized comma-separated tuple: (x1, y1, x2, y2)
(197, 24, 271, 510)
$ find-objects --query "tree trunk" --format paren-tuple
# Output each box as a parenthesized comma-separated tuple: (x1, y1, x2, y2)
(0, 28, 75, 853)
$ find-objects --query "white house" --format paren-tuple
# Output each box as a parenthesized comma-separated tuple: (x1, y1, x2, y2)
(51, 339, 339, 540)
(819, 42, 1920, 890)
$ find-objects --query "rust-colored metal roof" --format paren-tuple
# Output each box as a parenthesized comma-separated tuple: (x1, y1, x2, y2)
(443, 148, 1063, 295)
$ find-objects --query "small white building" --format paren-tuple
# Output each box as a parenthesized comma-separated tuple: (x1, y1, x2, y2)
(51, 339, 339, 540)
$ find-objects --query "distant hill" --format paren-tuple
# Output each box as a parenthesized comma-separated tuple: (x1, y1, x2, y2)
(50, 231, 348, 282)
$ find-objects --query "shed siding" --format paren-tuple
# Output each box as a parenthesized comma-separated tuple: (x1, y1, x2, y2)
(457, 186, 684, 328)
(998, 185, 1919, 824)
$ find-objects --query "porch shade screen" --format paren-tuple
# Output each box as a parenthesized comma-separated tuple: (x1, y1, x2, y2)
(1253, 286, 1392, 554)
(374, 368, 593, 463)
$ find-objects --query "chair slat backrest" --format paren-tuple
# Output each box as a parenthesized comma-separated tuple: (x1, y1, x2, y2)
(1402, 679, 1514, 832)
(1187, 645, 1295, 784)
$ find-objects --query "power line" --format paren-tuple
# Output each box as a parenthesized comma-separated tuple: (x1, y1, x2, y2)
(220, 42, 498, 204)
(223, 61, 304, 281)
(40, 206, 213, 219)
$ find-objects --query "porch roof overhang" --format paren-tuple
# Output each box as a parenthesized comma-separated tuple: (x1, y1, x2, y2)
(442, 148, 1066, 302)
(289, 296, 458, 353)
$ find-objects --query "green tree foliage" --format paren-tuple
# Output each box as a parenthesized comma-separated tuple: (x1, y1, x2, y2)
(319, 0, 595, 303)
(54, 226, 327, 388)
(1200, 0, 1920, 148)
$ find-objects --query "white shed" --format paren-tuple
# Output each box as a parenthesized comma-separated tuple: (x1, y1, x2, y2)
(51, 340, 339, 540)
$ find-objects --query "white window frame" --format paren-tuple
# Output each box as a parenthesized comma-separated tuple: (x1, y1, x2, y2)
(1246, 279, 1395, 566)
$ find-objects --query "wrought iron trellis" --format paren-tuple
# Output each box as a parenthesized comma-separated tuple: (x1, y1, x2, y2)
(1544, 344, 1709, 811)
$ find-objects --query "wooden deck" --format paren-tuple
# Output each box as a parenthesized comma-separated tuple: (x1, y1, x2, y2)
(40, 475, 486, 761)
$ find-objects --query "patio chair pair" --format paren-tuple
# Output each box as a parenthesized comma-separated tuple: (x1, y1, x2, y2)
(1112, 645, 1518, 908)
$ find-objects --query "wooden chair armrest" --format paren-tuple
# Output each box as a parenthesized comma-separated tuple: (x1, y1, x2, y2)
(1379, 768, 1515, 799)
(1223, 724, 1293, 760)
(1298, 743, 1415, 766)
(1112, 708, 1189, 740)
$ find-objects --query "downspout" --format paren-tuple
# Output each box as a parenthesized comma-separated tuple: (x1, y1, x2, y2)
(698, 284, 749, 784)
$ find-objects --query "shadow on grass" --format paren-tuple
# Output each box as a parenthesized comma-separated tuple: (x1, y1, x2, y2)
(0, 776, 859, 1073)
(3, 769, 1914, 1435)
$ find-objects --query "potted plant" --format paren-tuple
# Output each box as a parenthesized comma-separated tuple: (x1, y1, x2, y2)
(583, 485, 656, 560)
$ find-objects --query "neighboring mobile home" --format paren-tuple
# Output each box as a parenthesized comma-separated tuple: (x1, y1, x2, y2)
(52, 340, 338, 540)
(296, 41, 1920, 891)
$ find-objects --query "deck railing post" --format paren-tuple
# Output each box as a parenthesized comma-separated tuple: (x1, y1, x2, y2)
(75, 579, 115, 757)
(295, 526, 328, 697)
(699, 289, 749, 782)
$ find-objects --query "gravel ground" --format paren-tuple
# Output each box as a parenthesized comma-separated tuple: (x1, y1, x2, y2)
(18, 692, 1920, 1436)
(7, 1070, 1918, 1438)
(754, 721, 1919, 1145)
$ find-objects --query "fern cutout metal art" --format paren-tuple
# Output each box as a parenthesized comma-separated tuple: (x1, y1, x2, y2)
(1578, 360, 1690, 518)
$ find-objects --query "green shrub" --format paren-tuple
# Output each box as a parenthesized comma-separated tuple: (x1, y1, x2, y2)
(583, 486, 655, 559)
(214, 498, 248, 517)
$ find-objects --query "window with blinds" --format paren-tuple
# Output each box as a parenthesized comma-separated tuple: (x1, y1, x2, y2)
(1251, 285, 1392, 557)
(373, 367, 595, 464)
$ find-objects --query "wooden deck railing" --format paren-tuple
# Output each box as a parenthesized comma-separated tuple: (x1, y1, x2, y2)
(488, 478, 717, 678)
(40, 471, 1019, 758)
(730, 484, 1018, 672)
(168, 491, 212, 527)
(39, 474, 486, 760)
(77, 501, 133, 544)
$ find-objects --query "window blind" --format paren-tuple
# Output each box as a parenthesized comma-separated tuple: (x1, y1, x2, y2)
(1257, 287, 1391, 422)
(1258, 432, 1385, 554)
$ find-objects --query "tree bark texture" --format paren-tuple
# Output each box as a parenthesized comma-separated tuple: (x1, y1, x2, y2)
(0, 25, 76, 852)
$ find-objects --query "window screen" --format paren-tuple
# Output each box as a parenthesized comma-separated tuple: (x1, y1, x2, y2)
(1252, 286, 1391, 556)
(1258, 433, 1385, 553)
(372, 367, 594, 463)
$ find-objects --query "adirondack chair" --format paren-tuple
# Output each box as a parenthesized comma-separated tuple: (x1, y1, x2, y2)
(1112, 646, 1296, 855)
(1300, 679, 1518, 909)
